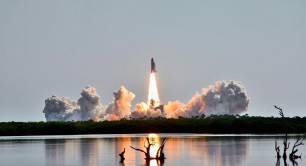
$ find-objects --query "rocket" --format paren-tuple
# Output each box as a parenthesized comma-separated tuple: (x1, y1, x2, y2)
(151, 58, 156, 73)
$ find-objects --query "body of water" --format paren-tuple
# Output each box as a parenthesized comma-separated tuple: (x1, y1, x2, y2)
(0, 134, 304, 166)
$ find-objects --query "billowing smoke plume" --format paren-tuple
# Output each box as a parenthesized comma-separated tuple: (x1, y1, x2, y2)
(200, 81, 249, 115)
(43, 80, 249, 121)
(131, 102, 162, 119)
(43, 86, 104, 121)
(77, 86, 104, 121)
(104, 86, 135, 121)
(43, 96, 80, 121)
(163, 101, 185, 119)
(165, 80, 250, 118)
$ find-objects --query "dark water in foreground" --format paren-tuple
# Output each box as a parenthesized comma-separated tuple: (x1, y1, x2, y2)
(0, 134, 304, 166)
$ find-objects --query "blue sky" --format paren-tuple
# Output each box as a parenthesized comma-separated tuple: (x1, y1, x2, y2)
(0, 0, 305, 121)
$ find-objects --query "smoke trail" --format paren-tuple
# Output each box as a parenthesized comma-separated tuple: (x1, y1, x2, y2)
(43, 80, 249, 121)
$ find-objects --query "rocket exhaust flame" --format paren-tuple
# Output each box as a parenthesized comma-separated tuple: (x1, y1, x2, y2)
(147, 72, 160, 108)
(147, 58, 160, 108)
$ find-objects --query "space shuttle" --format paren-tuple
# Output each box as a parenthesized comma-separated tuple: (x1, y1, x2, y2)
(151, 58, 156, 73)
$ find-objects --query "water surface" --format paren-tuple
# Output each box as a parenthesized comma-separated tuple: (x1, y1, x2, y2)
(0, 134, 304, 166)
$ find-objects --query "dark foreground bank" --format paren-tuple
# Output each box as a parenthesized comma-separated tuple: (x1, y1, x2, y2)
(0, 115, 306, 136)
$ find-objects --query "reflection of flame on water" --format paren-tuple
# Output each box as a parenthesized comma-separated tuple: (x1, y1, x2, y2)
(149, 159, 159, 166)
(148, 133, 160, 158)
(148, 133, 160, 166)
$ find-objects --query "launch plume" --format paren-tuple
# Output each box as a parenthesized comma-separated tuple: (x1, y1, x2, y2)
(104, 86, 135, 121)
(43, 81, 249, 121)
(43, 96, 80, 121)
(131, 102, 162, 119)
(43, 86, 104, 121)
(185, 80, 249, 117)
(162, 80, 249, 119)
(77, 86, 104, 121)
(43, 58, 249, 121)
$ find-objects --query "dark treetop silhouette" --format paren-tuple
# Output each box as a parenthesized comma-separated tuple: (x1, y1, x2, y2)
(274, 105, 304, 166)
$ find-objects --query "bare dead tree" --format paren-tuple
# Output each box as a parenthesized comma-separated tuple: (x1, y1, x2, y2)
(283, 133, 290, 159)
(275, 140, 281, 159)
(274, 105, 304, 165)
(131, 137, 168, 164)
(274, 105, 289, 158)
(274, 105, 290, 159)
(274, 105, 286, 165)
(155, 138, 167, 160)
(144, 137, 153, 158)
(119, 148, 126, 163)
(130, 138, 153, 159)
(289, 137, 303, 160)
(275, 140, 281, 166)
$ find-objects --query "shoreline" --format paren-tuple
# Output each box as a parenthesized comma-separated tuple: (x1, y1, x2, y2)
(0, 133, 305, 140)
(0, 116, 305, 136)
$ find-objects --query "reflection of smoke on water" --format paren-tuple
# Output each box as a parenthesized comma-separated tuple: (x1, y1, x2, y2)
(79, 139, 102, 166)
(44, 140, 64, 166)
(44, 137, 141, 166)
(164, 136, 249, 166)
(44, 139, 103, 166)
(44, 135, 249, 166)
(44, 139, 81, 166)
(207, 137, 249, 166)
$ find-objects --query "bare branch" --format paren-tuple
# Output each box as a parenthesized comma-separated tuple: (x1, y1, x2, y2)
(156, 138, 167, 157)
(290, 138, 304, 155)
(130, 146, 146, 154)
(293, 138, 304, 148)
(155, 138, 167, 159)
(119, 148, 126, 162)
(131, 137, 167, 161)
(289, 137, 304, 160)
(274, 105, 284, 118)
(119, 148, 125, 155)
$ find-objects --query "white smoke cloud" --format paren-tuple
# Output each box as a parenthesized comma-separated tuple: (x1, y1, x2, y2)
(43, 96, 80, 121)
(43, 80, 249, 121)
(163, 100, 186, 119)
(201, 81, 249, 115)
(78, 86, 104, 121)
(104, 86, 135, 121)
(163, 80, 250, 118)
(131, 102, 162, 119)
(43, 86, 104, 121)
